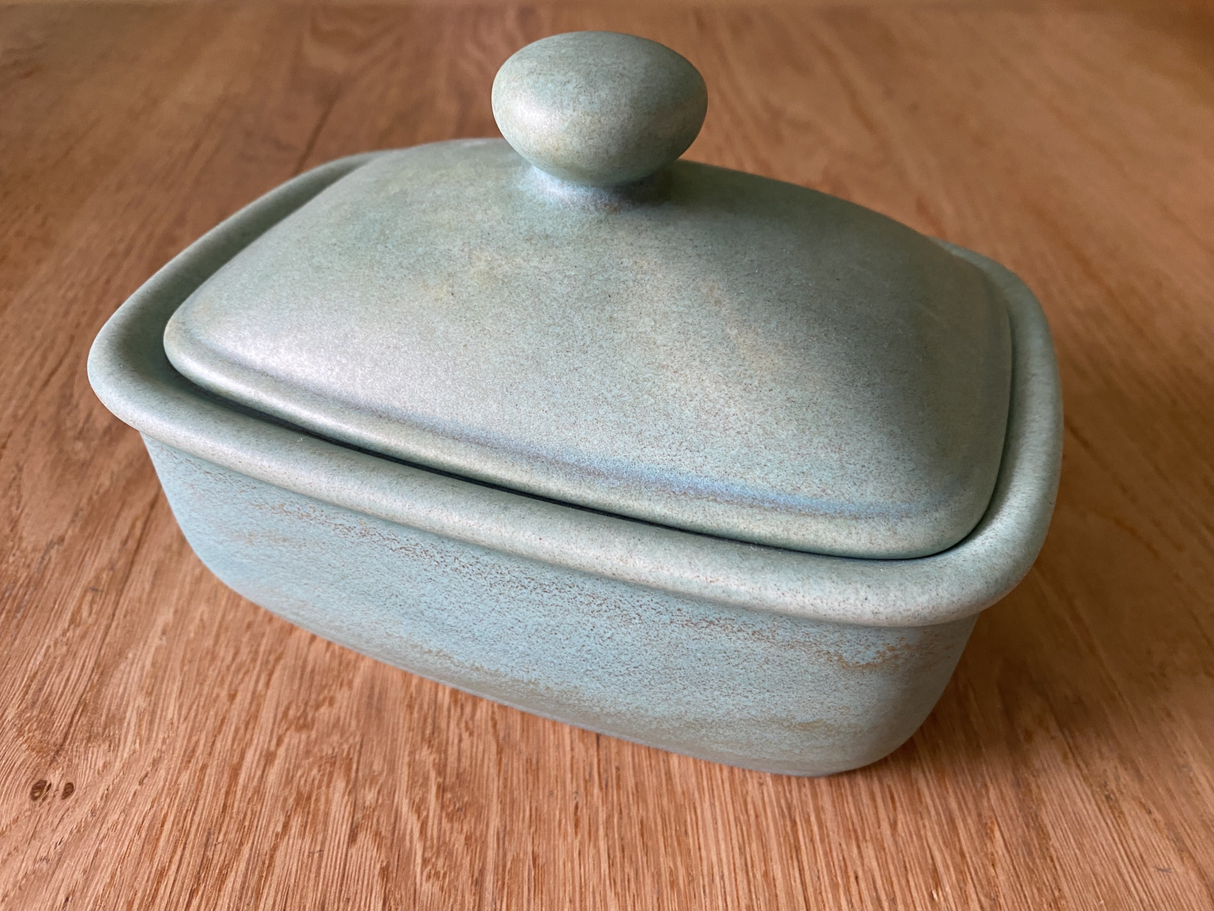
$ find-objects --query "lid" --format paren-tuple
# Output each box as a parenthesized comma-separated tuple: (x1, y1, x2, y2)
(163, 31, 1012, 560)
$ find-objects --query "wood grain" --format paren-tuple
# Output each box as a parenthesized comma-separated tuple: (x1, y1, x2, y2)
(3, 3, 1213, 908)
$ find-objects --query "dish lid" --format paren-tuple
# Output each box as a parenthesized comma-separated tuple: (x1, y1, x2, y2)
(163, 31, 1012, 559)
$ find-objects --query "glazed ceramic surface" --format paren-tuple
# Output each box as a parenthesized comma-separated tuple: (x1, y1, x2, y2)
(88, 32, 1063, 775)
(164, 142, 1011, 560)
(492, 31, 708, 187)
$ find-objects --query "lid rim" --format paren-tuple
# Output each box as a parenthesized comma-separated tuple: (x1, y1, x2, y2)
(163, 329, 1005, 560)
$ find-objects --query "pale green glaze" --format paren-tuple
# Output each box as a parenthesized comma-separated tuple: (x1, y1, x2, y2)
(164, 33, 1014, 560)
(164, 139, 1011, 560)
(146, 435, 975, 776)
(86, 34, 1063, 774)
(87, 152, 1060, 773)
(492, 32, 707, 187)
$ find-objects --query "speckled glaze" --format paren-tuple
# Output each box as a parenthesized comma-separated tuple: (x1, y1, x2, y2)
(146, 435, 976, 776)
(492, 32, 707, 187)
(163, 141, 1011, 560)
(87, 35, 1063, 775)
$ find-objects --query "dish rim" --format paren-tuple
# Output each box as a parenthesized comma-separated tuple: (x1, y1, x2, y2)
(87, 149, 1063, 629)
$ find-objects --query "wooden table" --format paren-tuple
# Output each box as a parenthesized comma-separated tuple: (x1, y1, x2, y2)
(3, 2, 1213, 908)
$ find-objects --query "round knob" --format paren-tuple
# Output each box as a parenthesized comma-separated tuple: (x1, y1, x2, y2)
(492, 32, 707, 188)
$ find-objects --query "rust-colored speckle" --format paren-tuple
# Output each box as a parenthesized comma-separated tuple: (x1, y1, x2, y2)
(830, 639, 916, 671)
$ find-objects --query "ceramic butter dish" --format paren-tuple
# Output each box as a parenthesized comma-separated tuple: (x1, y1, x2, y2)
(88, 32, 1062, 775)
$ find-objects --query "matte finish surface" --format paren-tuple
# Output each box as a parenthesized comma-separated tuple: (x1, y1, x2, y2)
(147, 438, 975, 776)
(90, 153, 1060, 632)
(493, 31, 707, 187)
(164, 139, 1014, 559)
(87, 141, 1058, 774)
(7, 4, 1211, 909)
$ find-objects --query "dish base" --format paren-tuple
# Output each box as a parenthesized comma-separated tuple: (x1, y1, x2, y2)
(147, 436, 976, 776)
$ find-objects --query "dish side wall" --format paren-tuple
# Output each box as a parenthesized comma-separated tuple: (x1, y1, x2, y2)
(146, 438, 977, 776)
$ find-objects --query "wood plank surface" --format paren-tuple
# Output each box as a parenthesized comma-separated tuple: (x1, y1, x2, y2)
(2, 2, 1213, 908)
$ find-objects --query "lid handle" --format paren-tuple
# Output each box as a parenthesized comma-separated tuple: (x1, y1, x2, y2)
(492, 32, 708, 189)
